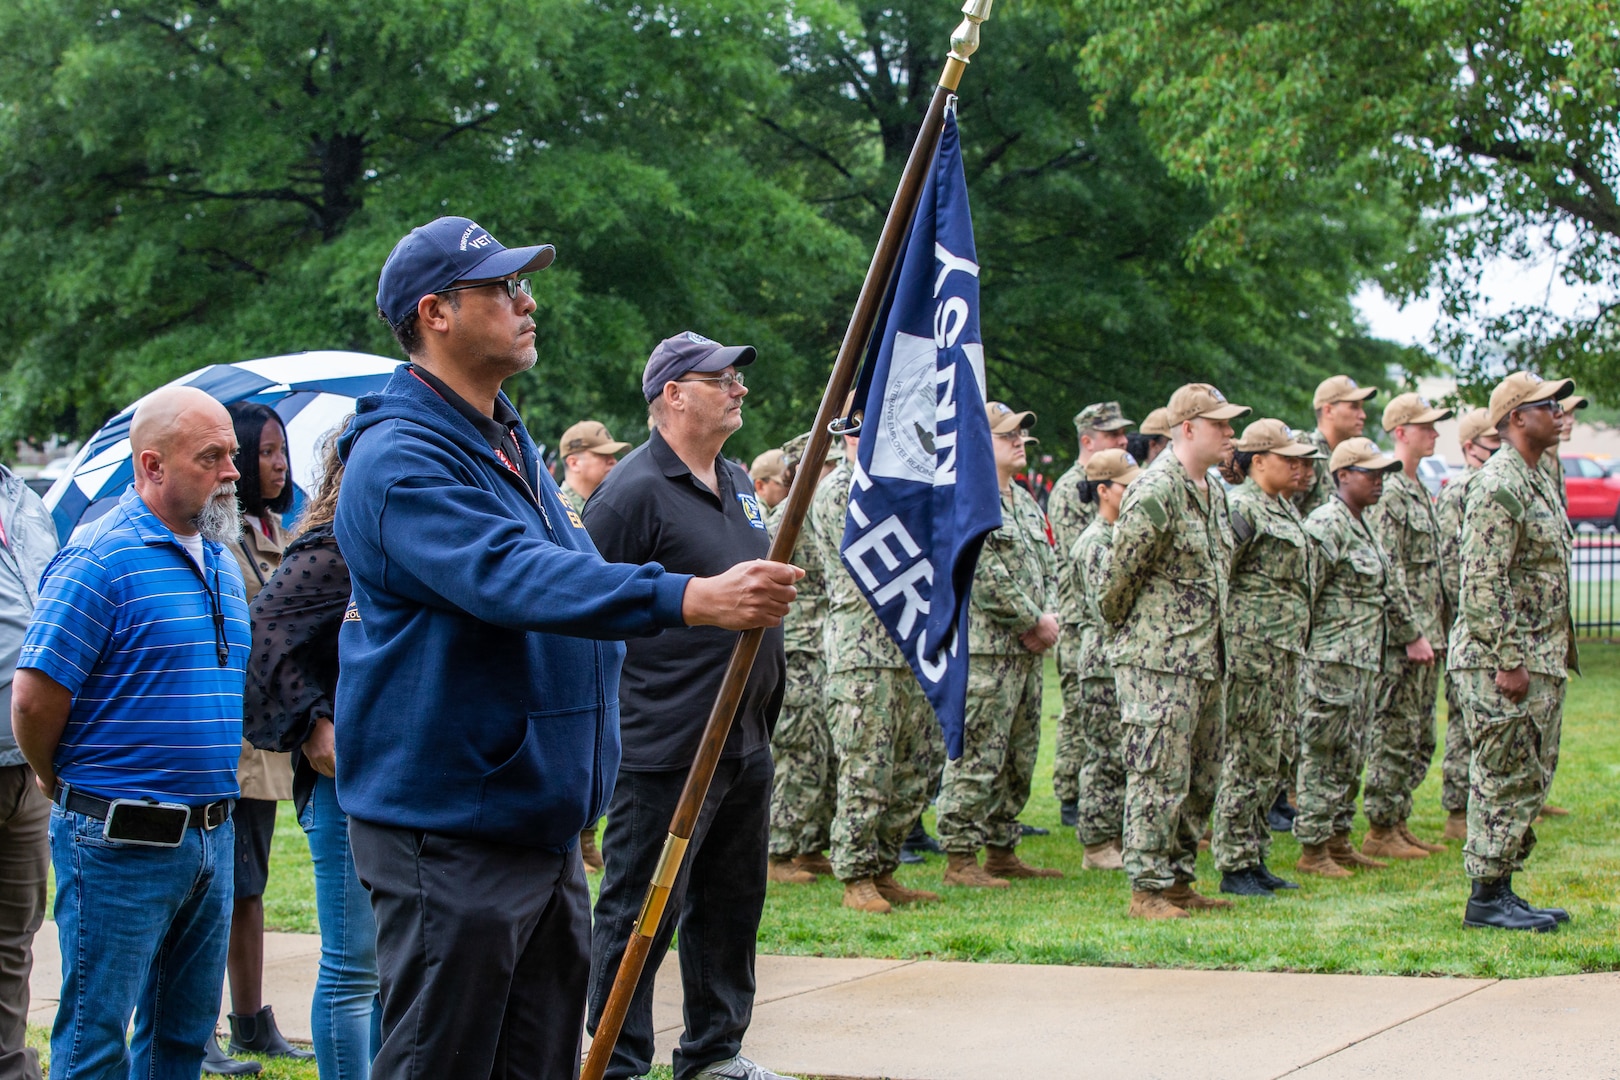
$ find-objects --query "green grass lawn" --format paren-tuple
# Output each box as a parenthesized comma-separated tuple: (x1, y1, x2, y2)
(31, 645, 1620, 1076)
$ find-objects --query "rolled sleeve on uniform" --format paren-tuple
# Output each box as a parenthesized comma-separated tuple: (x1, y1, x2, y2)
(18, 548, 116, 697)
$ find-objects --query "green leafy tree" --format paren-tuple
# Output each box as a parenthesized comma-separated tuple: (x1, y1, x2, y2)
(1078, 0, 1620, 402)
(0, 0, 864, 457)
(749, 0, 1405, 465)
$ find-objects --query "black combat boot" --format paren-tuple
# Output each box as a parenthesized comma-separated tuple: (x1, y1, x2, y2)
(1218, 867, 1274, 897)
(1060, 799, 1079, 828)
(1463, 877, 1558, 932)
(1266, 790, 1296, 832)
(900, 819, 943, 858)
(1255, 861, 1299, 890)
(1501, 874, 1571, 924)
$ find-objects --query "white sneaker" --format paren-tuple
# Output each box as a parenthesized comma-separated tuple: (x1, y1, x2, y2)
(691, 1054, 794, 1080)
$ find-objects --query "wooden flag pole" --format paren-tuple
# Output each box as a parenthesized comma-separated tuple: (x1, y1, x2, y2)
(581, 4, 994, 1075)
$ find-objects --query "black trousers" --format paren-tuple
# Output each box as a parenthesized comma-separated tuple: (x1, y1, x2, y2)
(587, 750, 772, 1080)
(350, 819, 590, 1080)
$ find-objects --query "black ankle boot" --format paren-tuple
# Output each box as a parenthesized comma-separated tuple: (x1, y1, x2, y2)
(1501, 874, 1571, 924)
(1256, 861, 1299, 890)
(228, 1006, 316, 1061)
(202, 1035, 261, 1075)
(1060, 800, 1079, 828)
(1219, 867, 1274, 896)
(1464, 877, 1558, 932)
(1266, 790, 1296, 832)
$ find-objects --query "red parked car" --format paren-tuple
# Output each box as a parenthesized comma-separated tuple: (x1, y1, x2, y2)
(1561, 455, 1620, 529)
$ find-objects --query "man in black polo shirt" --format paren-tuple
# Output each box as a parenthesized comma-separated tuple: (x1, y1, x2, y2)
(584, 332, 788, 1080)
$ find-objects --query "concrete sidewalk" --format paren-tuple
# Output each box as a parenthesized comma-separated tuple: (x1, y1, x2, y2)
(28, 927, 1620, 1078)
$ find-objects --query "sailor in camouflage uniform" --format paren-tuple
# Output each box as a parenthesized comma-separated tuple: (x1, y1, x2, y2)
(1295, 376, 1380, 516)
(555, 418, 630, 870)
(1531, 395, 1586, 820)
(1046, 402, 1134, 825)
(1435, 408, 1500, 840)
(810, 429, 944, 914)
(1294, 438, 1414, 878)
(1068, 449, 1143, 870)
(1362, 394, 1450, 860)
(1452, 373, 1577, 933)
(1210, 420, 1318, 896)
(1101, 383, 1250, 919)
(763, 433, 841, 884)
(938, 403, 1063, 885)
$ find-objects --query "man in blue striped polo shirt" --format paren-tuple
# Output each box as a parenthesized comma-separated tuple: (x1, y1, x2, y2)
(11, 385, 251, 1080)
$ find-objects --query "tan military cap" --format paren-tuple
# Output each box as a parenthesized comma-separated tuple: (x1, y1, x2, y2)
(781, 430, 840, 468)
(1313, 375, 1380, 409)
(1139, 407, 1173, 437)
(1564, 394, 1589, 412)
(1382, 392, 1453, 431)
(1235, 418, 1317, 457)
(558, 420, 630, 457)
(986, 401, 1038, 441)
(1456, 407, 1497, 446)
(1084, 448, 1142, 484)
(750, 449, 788, 484)
(1329, 436, 1399, 473)
(1073, 401, 1134, 433)
(1487, 371, 1573, 428)
(1165, 383, 1251, 427)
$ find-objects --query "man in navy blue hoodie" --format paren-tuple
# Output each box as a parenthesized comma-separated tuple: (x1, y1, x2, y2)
(335, 217, 801, 1080)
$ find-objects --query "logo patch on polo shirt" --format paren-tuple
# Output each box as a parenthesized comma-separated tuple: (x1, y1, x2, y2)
(736, 491, 767, 530)
(343, 601, 361, 623)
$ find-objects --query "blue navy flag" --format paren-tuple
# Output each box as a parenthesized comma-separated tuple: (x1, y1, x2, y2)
(840, 106, 1002, 760)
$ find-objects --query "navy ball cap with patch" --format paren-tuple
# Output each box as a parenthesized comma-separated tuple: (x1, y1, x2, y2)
(377, 216, 555, 327)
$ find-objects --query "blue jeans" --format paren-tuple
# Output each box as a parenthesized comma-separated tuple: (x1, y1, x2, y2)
(49, 806, 233, 1080)
(300, 775, 381, 1080)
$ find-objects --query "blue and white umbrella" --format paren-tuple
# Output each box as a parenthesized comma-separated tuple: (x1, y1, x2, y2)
(43, 351, 402, 544)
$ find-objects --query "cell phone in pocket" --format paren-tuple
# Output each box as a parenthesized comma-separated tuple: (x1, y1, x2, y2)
(103, 799, 189, 847)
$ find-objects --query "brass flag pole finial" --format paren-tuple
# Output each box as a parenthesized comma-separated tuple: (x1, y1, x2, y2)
(942, 0, 995, 91)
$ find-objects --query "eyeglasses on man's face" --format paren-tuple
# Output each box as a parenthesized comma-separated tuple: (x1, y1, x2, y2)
(1514, 398, 1560, 416)
(994, 430, 1029, 443)
(437, 277, 533, 301)
(676, 372, 746, 392)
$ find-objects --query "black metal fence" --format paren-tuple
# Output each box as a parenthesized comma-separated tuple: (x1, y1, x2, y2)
(1574, 534, 1620, 639)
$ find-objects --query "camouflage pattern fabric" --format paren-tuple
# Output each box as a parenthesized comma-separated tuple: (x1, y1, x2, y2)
(767, 495, 828, 658)
(1046, 464, 1097, 579)
(1226, 478, 1314, 650)
(810, 457, 908, 672)
(1115, 665, 1224, 893)
(1364, 468, 1446, 827)
(1450, 446, 1575, 880)
(1434, 467, 1482, 814)
(1074, 677, 1125, 846)
(1448, 448, 1574, 679)
(936, 652, 1043, 853)
(1100, 451, 1234, 678)
(1363, 653, 1439, 827)
(1292, 428, 1334, 516)
(1538, 446, 1567, 509)
(826, 666, 943, 881)
(1293, 659, 1379, 846)
(557, 482, 588, 515)
(1453, 668, 1565, 880)
(1211, 648, 1298, 872)
(767, 649, 836, 858)
(1302, 497, 1416, 671)
(967, 483, 1056, 655)
(1053, 635, 1085, 804)
(1055, 515, 1119, 804)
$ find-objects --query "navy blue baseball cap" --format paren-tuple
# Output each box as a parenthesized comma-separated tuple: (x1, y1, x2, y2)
(642, 332, 757, 402)
(376, 216, 556, 328)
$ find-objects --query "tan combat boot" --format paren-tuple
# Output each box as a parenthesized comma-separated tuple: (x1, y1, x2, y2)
(768, 856, 816, 884)
(842, 878, 892, 914)
(1443, 810, 1467, 842)
(1164, 880, 1234, 910)
(1129, 890, 1189, 919)
(792, 852, 836, 878)
(1082, 842, 1125, 871)
(579, 827, 605, 873)
(873, 872, 941, 905)
(1361, 824, 1428, 860)
(1398, 821, 1447, 854)
(984, 845, 1064, 879)
(942, 851, 1010, 888)
(1295, 842, 1353, 878)
(1329, 832, 1388, 869)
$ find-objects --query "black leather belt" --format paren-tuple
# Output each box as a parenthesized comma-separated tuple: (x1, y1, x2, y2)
(53, 786, 234, 830)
